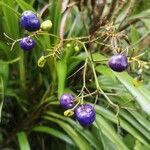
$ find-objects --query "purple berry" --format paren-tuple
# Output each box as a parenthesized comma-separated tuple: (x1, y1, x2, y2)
(19, 37, 35, 51)
(75, 104, 96, 126)
(20, 10, 40, 32)
(108, 54, 128, 72)
(60, 94, 75, 109)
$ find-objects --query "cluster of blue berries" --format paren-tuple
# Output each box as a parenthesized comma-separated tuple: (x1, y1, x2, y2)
(19, 10, 52, 52)
(59, 55, 128, 126)
(19, 11, 40, 51)
(60, 94, 96, 127)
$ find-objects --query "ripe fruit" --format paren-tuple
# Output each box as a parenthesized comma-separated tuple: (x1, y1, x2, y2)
(75, 104, 96, 126)
(108, 54, 128, 72)
(60, 94, 75, 109)
(19, 37, 35, 51)
(20, 10, 40, 32)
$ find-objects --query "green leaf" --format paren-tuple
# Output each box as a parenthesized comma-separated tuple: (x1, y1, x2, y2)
(45, 111, 101, 150)
(0, 41, 10, 58)
(100, 132, 119, 150)
(120, 110, 150, 141)
(49, 0, 62, 43)
(129, 26, 140, 43)
(92, 53, 108, 62)
(95, 114, 129, 150)
(96, 65, 116, 81)
(129, 26, 140, 52)
(123, 134, 135, 149)
(129, 9, 150, 20)
(67, 12, 82, 38)
(129, 111, 150, 132)
(0, 62, 9, 86)
(67, 54, 85, 74)
(43, 115, 91, 150)
(5, 88, 27, 112)
(15, 0, 35, 12)
(113, 71, 150, 115)
(17, 131, 31, 150)
(56, 60, 67, 98)
(32, 125, 74, 145)
(0, 1, 20, 16)
(95, 105, 150, 146)
(1, 0, 19, 38)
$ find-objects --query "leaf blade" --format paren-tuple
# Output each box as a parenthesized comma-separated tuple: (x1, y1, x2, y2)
(17, 131, 31, 150)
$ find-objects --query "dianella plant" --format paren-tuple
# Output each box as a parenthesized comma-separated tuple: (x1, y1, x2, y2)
(0, 0, 150, 149)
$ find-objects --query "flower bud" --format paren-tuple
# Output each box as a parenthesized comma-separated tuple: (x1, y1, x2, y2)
(64, 109, 74, 117)
(38, 56, 46, 67)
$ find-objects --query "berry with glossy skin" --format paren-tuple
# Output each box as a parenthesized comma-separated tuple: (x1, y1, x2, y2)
(75, 104, 96, 126)
(60, 94, 75, 109)
(19, 37, 35, 51)
(108, 54, 128, 72)
(20, 10, 40, 32)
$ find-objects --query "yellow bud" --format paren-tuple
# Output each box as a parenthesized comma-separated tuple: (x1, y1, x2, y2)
(41, 20, 52, 31)
(133, 77, 143, 87)
(64, 109, 74, 117)
(38, 56, 46, 67)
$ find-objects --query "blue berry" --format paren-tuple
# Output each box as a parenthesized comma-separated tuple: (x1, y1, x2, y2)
(60, 94, 75, 109)
(75, 104, 96, 126)
(20, 10, 40, 32)
(19, 37, 35, 51)
(108, 54, 128, 72)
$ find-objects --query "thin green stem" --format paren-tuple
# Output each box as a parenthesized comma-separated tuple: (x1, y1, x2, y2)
(0, 77, 4, 123)
(82, 43, 120, 114)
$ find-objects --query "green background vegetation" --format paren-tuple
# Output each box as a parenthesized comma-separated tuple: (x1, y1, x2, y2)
(0, 0, 150, 149)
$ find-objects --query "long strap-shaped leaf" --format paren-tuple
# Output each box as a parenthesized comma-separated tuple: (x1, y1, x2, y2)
(32, 125, 74, 145)
(43, 115, 91, 150)
(113, 72, 150, 115)
(15, 0, 35, 12)
(57, 60, 67, 98)
(95, 114, 129, 150)
(17, 131, 31, 150)
(45, 111, 102, 150)
(95, 106, 150, 146)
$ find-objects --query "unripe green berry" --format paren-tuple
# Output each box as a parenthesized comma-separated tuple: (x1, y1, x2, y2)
(74, 45, 79, 52)
(66, 43, 71, 48)
(137, 68, 142, 75)
(40, 20, 52, 31)
(144, 65, 149, 70)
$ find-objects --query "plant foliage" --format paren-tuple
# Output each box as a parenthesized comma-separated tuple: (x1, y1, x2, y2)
(0, 0, 150, 149)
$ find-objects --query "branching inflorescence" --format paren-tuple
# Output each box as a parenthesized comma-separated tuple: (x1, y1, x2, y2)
(4, 6, 150, 127)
